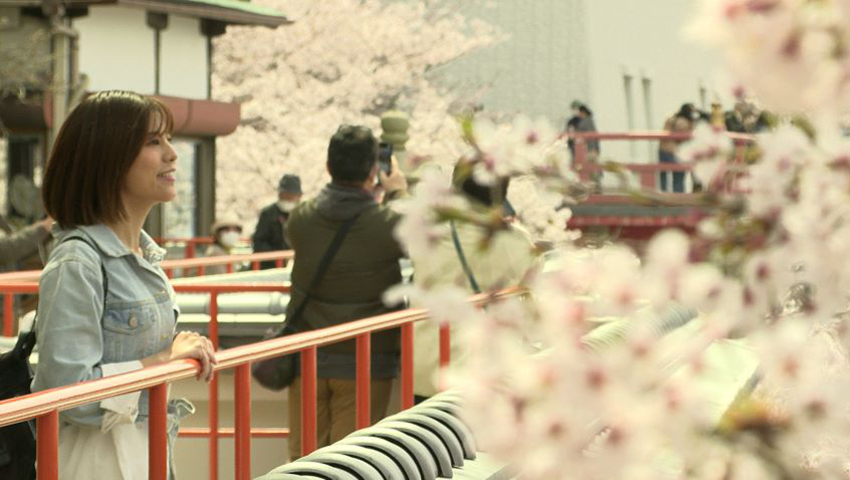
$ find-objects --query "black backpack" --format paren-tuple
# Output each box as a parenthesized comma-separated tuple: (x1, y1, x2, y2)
(0, 236, 107, 480)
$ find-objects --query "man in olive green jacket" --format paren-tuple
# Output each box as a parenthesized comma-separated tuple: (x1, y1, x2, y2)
(285, 125, 408, 459)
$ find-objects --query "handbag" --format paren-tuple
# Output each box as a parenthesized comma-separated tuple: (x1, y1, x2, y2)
(0, 235, 107, 480)
(251, 213, 361, 391)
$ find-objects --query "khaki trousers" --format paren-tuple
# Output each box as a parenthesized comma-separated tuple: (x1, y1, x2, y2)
(287, 376, 393, 460)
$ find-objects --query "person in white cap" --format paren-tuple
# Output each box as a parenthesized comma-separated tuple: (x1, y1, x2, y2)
(203, 219, 243, 275)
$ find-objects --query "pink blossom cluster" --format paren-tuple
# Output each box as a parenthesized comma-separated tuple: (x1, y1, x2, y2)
(211, 0, 496, 233)
(392, 2, 850, 478)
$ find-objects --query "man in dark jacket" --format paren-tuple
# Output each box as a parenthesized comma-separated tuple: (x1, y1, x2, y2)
(285, 124, 408, 459)
(252, 174, 302, 269)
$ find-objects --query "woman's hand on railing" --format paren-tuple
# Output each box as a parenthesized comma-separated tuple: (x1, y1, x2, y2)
(141, 331, 217, 382)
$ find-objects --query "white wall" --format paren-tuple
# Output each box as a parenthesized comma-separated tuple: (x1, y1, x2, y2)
(436, 0, 590, 125)
(160, 16, 209, 99)
(583, 0, 728, 163)
(74, 6, 156, 94)
(438, 0, 729, 165)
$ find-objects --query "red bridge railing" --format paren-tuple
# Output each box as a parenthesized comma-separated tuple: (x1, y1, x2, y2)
(0, 250, 293, 337)
(568, 130, 755, 192)
(0, 283, 523, 480)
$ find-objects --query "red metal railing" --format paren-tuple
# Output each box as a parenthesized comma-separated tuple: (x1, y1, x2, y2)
(568, 131, 754, 192)
(154, 237, 252, 260)
(162, 250, 293, 278)
(0, 286, 524, 480)
(0, 250, 294, 337)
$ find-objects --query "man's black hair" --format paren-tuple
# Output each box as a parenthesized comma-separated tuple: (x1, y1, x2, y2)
(327, 125, 378, 183)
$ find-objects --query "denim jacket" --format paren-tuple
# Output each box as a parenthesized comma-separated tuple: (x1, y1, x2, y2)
(32, 225, 177, 428)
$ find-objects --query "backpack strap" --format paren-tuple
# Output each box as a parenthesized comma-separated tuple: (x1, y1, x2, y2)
(19, 235, 108, 359)
(59, 236, 108, 300)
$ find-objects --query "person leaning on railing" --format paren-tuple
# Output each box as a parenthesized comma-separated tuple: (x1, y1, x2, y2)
(32, 91, 216, 480)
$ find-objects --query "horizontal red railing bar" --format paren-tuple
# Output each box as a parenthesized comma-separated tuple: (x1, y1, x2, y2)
(0, 283, 39, 293)
(577, 194, 699, 205)
(0, 287, 525, 428)
(614, 163, 694, 172)
(178, 427, 289, 438)
(171, 284, 290, 294)
(0, 283, 289, 294)
(162, 251, 293, 269)
(568, 130, 755, 143)
(0, 250, 294, 284)
(568, 217, 695, 227)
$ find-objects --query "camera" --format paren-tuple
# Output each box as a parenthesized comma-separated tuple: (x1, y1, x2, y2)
(378, 142, 393, 175)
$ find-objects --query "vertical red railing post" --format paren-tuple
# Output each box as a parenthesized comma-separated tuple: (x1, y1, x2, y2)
(226, 263, 234, 274)
(356, 333, 371, 429)
(400, 323, 414, 410)
(165, 268, 174, 279)
(186, 241, 196, 260)
(149, 383, 169, 480)
(439, 323, 451, 369)
(235, 363, 252, 480)
(252, 260, 260, 271)
(3, 294, 13, 336)
(209, 291, 220, 480)
(574, 138, 589, 182)
(301, 346, 318, 456)
(198, 265, 206, 277)
(639, 169, 656, 190)
(36, 410, 59, 480)
(275, 258, 284, 268)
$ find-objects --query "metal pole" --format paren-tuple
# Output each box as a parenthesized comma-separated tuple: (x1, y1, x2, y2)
(301, 346, 317, 456)
(356, 333, 371, 429)
(36, 410, 59, 480)
(400, 323, 414, 409)
(234, 364, 252, 480)
(149, 383, 169, 480)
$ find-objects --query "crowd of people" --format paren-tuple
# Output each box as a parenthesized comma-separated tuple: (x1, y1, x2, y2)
(564, 98, 770, 193)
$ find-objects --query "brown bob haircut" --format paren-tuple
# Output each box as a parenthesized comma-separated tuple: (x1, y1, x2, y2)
(42, 90, 174, 229)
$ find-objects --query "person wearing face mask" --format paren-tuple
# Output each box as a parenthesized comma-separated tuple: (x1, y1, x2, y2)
(252, 174, 302, 269)
(203, 220, 243, 275)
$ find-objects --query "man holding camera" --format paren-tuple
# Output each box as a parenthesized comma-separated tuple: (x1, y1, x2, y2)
(283, 125, 408, 459)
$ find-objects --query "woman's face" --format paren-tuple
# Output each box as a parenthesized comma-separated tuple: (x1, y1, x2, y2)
(122, 126, 178, 210)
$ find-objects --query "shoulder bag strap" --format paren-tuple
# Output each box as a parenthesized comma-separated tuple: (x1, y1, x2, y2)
(284, 212, 361, 329)
(450, 220, 481, 294)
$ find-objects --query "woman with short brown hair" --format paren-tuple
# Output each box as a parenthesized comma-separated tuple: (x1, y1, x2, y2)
(33, 91, 216, 480)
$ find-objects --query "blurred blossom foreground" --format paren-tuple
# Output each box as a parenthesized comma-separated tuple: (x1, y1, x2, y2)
(383, 1, 850, 479)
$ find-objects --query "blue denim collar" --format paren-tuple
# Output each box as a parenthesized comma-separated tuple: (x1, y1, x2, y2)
(55, 225, 166, 267)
